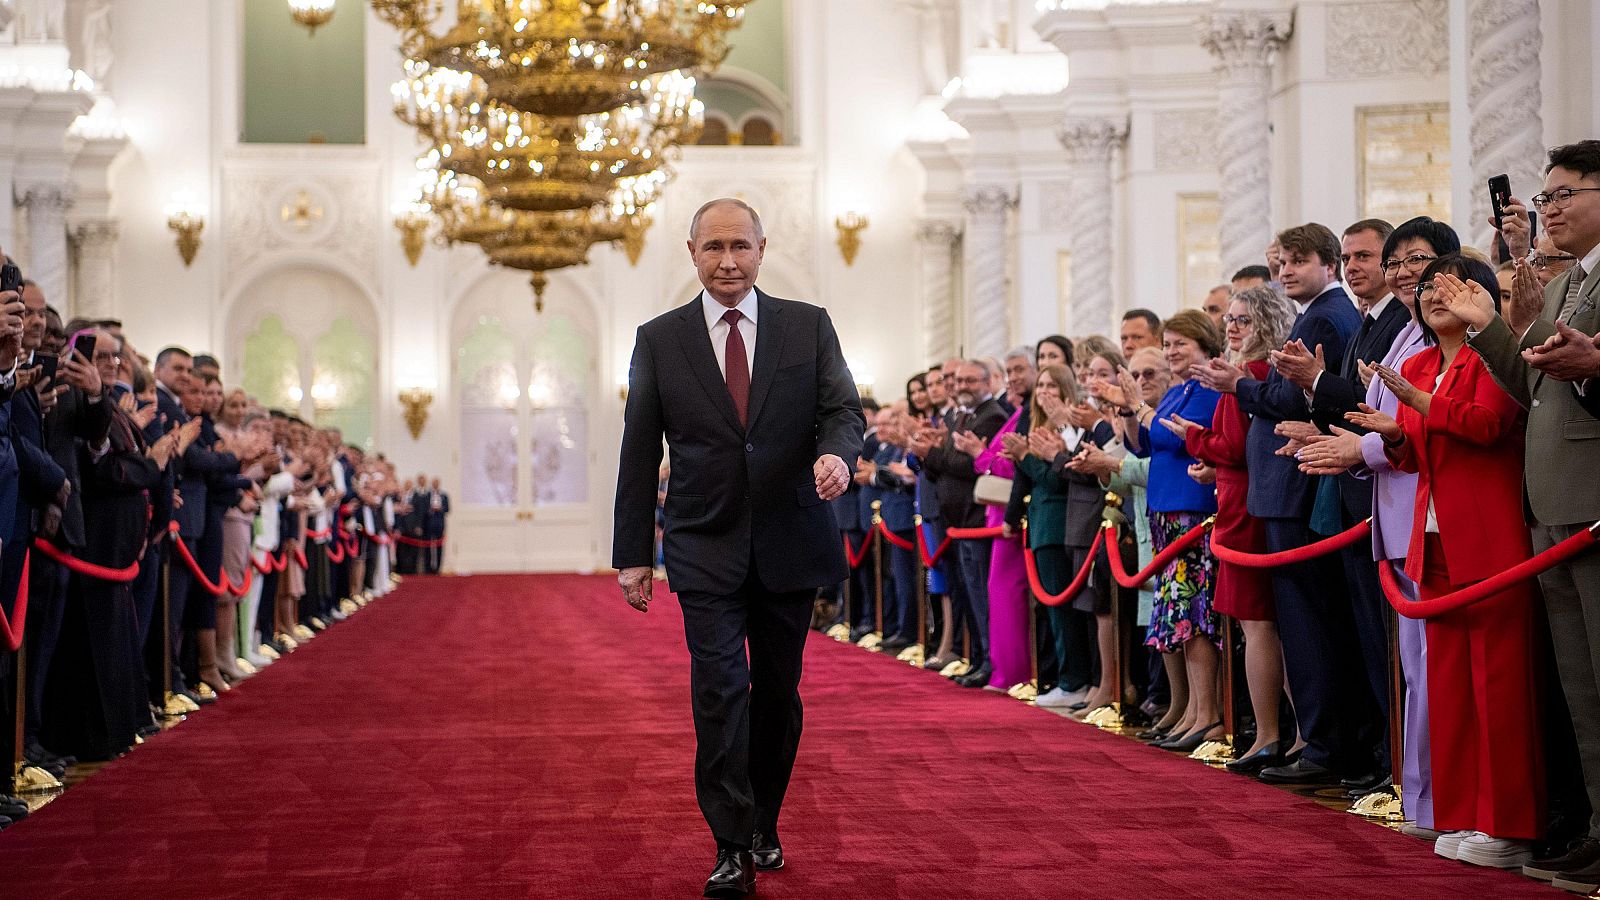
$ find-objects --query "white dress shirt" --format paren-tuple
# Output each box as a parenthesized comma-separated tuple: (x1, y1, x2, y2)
(1295, 280, 1347, 315)
(701, 289, 758, 378)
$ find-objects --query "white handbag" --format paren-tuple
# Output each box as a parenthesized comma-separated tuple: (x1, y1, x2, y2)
(973, 473, 1014, 507)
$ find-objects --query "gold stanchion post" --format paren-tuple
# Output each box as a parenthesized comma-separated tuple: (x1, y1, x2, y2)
(898, 515, 927, 665)
(826, 535, 852, 642)
(1086, 496, 1136, 729)
(160, 549, 196, 717)
(1191, 614, 1237, 763)
(1008, 511, 1038, 702)
(858, 501, 884, 651)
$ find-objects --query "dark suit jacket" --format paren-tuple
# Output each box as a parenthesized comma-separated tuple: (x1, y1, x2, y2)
(1579, 381, 1600, 419)
(42, 384, 113, 549)
(84, 405, 160, 568)
(424, 491, 450, 537)
(10, 387, 66, 543)
(613, 289, 865, 595)
(921, 398, 1008, 529)
(1237, 285, 1361, 519)
(1309, 296, 1412, 518)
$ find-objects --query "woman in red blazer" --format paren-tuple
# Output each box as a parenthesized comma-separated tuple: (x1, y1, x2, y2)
(1349, 255, 1543, 869)
(1161, 285, 1298, 773)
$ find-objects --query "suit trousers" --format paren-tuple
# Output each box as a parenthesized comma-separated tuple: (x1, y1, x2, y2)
(1533, 521, 1600, 838)
(955, 539, 992, 667)
(24, 555, 70, 745)
(841, 528, 872, 631)
(885, 531, 916, 640)
(1264, 517, 1366, 774)
(1393, 572, 1434, 829)
(1339, 527, 1390, 772)
(677, 569, 814, 849)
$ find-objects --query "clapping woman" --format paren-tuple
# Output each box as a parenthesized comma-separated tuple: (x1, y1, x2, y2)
(1348, 254, 1543, 868)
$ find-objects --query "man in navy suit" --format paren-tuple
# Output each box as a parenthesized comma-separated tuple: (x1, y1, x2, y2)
(1196, 222, 1364, 785)
(613, 198, 864, 897)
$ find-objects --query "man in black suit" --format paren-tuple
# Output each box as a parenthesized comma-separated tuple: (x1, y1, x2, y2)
(1278, 218, 1415, 791)
(423, 477, 449, 573)
(613, 198, 864, 898)
(910, 360, 1008, 687)
(1195, 222, 1364, 785)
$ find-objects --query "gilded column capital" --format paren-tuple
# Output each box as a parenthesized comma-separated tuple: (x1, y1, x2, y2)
(1056, 116, 1128, 165)
(962, 184, 1015, 217)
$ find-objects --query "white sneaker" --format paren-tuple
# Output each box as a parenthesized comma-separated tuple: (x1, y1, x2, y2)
(1433, 830, 1473, 859)
(1455, 832, 1533, 869)
(1062, 686, 1092, 706)
(1035, 687, 1074, 708)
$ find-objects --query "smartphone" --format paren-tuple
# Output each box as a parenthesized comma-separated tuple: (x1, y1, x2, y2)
(1487, 174, 1514, 262)
(0, 260, 21, 296)
(32, 352, 56, 385)
(1488, 174, 1512, 229)
(71, 332, 96, 364)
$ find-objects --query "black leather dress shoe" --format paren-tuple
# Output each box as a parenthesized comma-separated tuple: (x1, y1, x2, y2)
(1340, 770, 1387, 791)
(705, 848, 754, 898)
(880, 634, 912, 653)
(956, 663, 992, 688)
(1346, 775, 1393, 799)
(752, 832, 783, 870)
(1258, 758, 1339, 785)
(0, 798, 29, 820)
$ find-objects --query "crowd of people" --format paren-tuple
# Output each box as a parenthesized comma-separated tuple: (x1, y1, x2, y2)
(0, 277, 450, 831)
(824, 140, 1600, 889)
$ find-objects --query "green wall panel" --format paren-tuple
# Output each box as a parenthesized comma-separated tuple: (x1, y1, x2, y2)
(242, 0, 365, 144)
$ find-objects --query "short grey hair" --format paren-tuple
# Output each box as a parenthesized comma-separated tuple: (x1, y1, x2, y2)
(962, 358, 993, 378)
(689, 198, 765, 242)
(1002, 345, 1033, 364)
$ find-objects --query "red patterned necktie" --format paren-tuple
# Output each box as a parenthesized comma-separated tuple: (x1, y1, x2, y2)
(721, 308, 749, 426)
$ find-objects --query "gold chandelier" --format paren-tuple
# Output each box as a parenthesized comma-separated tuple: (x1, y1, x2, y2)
(374, 0, 753, 117)
(289, 0, 337, 35)
(373, 0, 747, 306)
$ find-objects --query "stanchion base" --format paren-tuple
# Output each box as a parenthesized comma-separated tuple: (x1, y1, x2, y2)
(1349, 789, 1404, 820)
(292, 624, 316, 642)
(308, 616, 329, 632)
(339, 598, 359, 615)
(1007, 681, 1039, 703)
(1189, 739, 1236, 764)
(825, 623, 851, 642)
(14, 765, 63, 794)
(1082, 705, 1122, 728)
(895, 643, 925, 666)
(856, 631, 884, 652)
(258, 643, 282, 661)
(235, 658, 258, 676)
(160, 692, 195, 717)
(938, 658, 971, 678)
(195, 683, 218, 701)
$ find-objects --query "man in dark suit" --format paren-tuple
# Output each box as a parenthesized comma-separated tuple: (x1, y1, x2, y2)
(423, 477, 449, 574)
(1279, 218, 1417, 791)
(828, 397, 877, 638)
(613, 198, 864, 898)
(1195, 222, 1364, 785)
(911, 360, 1008, 688)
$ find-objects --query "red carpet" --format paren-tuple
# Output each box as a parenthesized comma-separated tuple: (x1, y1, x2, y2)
(0, 574, 1554, 898)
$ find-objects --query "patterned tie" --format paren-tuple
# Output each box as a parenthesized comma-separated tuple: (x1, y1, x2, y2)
(721, 308, 749, 426)
(1559, 263, 1588, 323)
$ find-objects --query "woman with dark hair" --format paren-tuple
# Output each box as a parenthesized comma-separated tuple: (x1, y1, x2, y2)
(905, 373, 955, 667)
(1162, 285, 1297, 771)
(1035, 334, 1074, 370)
(1349, 254, 1543, 868)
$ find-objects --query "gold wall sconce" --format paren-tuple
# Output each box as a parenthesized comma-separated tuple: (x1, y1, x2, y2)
(289, 0, 336, 35)
(399, 386, 433, 440)
(835, 212, 868, 266)
(164, 194, 204, 267)
(394, 203, 431, 267)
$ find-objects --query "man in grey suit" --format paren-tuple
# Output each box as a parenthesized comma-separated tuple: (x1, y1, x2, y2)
(1454, 140, 1600, 888)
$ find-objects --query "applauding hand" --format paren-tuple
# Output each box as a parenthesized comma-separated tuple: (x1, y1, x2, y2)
(1345, 402, 1402, 443)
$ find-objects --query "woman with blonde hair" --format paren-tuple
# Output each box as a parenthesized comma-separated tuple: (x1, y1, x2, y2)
(1162, 285, 1297, 771)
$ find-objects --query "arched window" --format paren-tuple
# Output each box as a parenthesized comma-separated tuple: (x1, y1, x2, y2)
(740, 115, 779, 146)
(699, 115, 732, 146)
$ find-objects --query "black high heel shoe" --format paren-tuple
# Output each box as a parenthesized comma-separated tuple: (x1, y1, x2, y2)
(1159, 721, 1223, 753)
(1225, 746, 1286, 775)
(1136, 725, 1172, 741)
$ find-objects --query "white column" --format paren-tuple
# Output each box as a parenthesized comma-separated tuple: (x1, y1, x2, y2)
(1467, 0, 1543, 253)
(916, 218, 960, 365)
(17, 182, 73, 304)
(1200, 9, 1292, 279)
(70, 218, 117, 319)
(1057, 116, 1127, 338)
(961, 183, 1013, 360)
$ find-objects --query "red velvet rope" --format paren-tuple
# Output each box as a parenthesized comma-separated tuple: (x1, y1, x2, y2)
(1103, 519, 1213, 590)
(221, 563, 253, 598)
(31, 538, 140, 583)
(1211, 520, 1372, 568)
(946, 525, 1004, 540)
(304, 527, 333, 540)
(916, 526, 952, 567)
(0, 551, 29, 651)
(393, 534, 446, 548)
(875, 521, 915, 551)
(325, 540, 346, 564)
(251, 552, 275, 576)
(1378, 527, 1599, 619)
(344, 536, 360, 556)
(843, 533, 871, 569)
(167, 524, 227, 596)
(293, 545, 309, 570)
(1024, 527, 1105, 607)
(368, 532, 393, 546)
